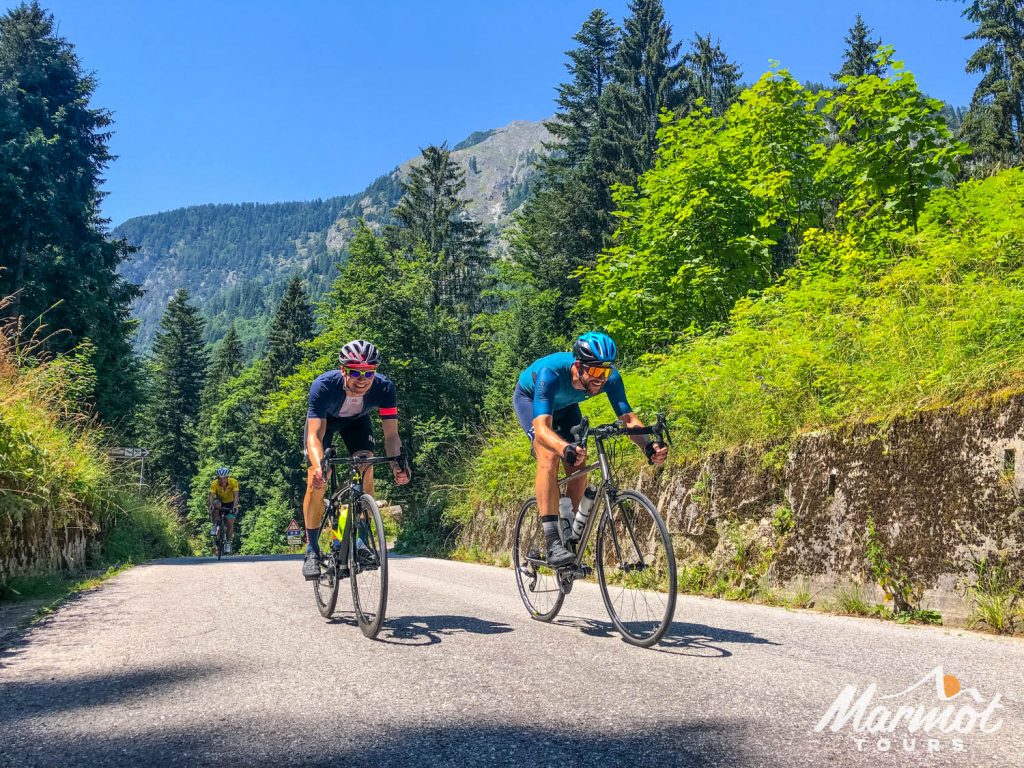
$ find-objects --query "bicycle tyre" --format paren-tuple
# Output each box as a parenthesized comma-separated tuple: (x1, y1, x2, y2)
(595, 490, 677, 647)
(512, 497, 565, 622)
(314, 551, 341, 618)
(314, 508, 341, 618)
(349, 494, 388, 638)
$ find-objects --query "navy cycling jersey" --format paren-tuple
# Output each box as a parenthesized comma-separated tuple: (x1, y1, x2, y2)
(516, 352, 632, 418)
(307, 370, 398, 421)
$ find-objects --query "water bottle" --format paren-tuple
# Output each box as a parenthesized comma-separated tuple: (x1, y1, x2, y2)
(558, 496, 574, 543)
(572, 486, 598, 538)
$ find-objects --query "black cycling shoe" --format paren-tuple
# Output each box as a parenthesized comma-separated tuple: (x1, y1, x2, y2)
(302, 551, 321, 581)
(356, 545, 379, 568)
(546, 541, 575, 568)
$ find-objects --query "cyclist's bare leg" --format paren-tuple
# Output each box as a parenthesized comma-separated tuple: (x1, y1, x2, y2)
(535, 446, 562, 519)
(353, 450, 375, 496)
(564, 463, 586, 510)
(226, 514, 235, 542)
(210, 501, 220, 528)
(303, 464, 328, 530)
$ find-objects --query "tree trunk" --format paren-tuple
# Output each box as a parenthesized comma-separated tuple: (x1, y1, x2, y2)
(8, 219, 31, 318)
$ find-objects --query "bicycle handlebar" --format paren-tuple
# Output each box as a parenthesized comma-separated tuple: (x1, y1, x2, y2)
(569, 413, 672, 464)
(320, 446, 410, 475)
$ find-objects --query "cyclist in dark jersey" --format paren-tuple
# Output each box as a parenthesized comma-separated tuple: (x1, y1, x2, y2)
(514, 332, 668, 567)
(302, 339, 410, 580)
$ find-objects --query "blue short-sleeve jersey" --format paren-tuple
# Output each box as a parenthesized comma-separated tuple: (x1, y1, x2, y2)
(307, 370, 398, 420)
(516, 352, 632, 418)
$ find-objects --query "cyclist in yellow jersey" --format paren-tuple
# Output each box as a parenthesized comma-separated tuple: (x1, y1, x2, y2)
(208, 467, 240, 554)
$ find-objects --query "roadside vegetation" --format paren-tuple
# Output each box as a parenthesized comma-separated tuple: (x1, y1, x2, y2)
(0, 313, 187, 599)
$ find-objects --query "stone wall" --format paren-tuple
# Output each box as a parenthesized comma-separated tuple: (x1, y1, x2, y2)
(458, 393, 1024, 623)
(0, 505, 94, 582)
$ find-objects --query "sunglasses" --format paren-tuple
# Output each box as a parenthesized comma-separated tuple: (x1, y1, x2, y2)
(583, 365, 612, 380)
(344, 368, 377, 379)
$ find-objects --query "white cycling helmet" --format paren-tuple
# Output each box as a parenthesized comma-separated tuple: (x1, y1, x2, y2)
(339, 339, 382, 367)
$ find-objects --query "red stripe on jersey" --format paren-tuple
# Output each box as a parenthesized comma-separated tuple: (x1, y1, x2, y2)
(379, 407, 398, 417)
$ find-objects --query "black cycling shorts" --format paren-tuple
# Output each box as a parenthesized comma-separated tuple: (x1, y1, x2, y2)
(513, 383, 582, 448)
(304, 413, 376, 463)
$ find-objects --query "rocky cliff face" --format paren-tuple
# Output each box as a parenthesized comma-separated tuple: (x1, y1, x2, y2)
(325, 119, 549, 252)
(458, 393, 1024, 624)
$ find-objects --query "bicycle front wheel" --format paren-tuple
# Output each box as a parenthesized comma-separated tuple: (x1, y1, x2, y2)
(595, 490, 677, 647)
(350, 494, 388, 638)
(512, 497, 564, 622)
(314, 551, 341, 619)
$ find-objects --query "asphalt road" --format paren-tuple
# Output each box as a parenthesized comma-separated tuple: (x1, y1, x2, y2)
(1, 554, 1021, 768)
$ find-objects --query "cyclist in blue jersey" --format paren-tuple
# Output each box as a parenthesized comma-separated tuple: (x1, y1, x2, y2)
(302, 340, 411, 580)
(514, 332, 668, 567)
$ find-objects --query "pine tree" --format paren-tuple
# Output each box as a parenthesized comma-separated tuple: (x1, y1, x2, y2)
(392, 145, 489, 315)
(145, 289, 208, 500)
(0, 1, 141, 423)
(962, 0, 1024, 163)
(509, 10, 622, 339)
(604, 0, 685, 183)
(832, 14, 885, 82)
(546, 9, 619, 171)
(264, 275, 314, 385)
(680, 33, 741, 116)
(208, 324, 244, 390)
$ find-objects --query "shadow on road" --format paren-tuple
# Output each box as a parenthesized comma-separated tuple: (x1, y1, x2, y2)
(0, 663, 221, 726)
(324, 613, 514, 647)
(0, 718, 751, 767)
(150, 554, 304, 565)
(552, 614, 778, 657)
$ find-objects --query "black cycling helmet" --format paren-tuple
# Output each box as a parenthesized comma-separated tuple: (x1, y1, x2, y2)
(572, 332, 617, 364)
(339, 339, 381, 367)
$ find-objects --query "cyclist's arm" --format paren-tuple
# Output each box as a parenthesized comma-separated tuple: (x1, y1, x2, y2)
(382, 416, 402, 460)
(381, 417, 411, 482)
(532, 414, 570, 457)
(531, 368, 573, 458)
(207, 490, 216, 508)
(231, 486, 239, 509)
(618, 411, 669, 464)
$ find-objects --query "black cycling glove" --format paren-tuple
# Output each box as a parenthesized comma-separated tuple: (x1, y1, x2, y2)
(562, 444, 579, 466)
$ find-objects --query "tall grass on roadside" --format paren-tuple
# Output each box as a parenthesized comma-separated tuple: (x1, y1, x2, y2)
(0, 307, 186, 588)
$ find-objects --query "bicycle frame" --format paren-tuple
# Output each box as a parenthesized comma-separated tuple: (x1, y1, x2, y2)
(317, 452, 397, 552)
(547, 414, 670, 571)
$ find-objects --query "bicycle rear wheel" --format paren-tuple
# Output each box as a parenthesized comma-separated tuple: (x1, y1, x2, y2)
(595, 490, 677, 647)
(350, 494, 388, 638)
(512, 497, 565, 622)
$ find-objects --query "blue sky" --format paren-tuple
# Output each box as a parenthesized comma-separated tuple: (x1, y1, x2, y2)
(32, 0, 977, 227)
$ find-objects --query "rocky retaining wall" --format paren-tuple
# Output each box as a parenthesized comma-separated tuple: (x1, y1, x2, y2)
(0, 506, 93, 582)
(458, 393, 1024, 624)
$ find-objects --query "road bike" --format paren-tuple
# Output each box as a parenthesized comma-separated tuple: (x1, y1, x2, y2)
(512, 414, 677, 647)
(211, 507, 230, 560)
(311, 447, 398, 638)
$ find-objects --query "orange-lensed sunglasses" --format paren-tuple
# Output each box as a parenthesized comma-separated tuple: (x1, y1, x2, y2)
(582, 364, 612, 380)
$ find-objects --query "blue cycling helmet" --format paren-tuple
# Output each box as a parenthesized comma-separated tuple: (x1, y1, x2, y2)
(572, 332, 617, 364)
(215, 467, 229, 478)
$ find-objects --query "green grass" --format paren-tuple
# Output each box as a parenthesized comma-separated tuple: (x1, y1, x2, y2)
(0, 322, 186, 589)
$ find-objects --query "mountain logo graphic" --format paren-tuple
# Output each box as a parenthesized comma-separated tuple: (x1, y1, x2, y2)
(815, 666, 1004, 740)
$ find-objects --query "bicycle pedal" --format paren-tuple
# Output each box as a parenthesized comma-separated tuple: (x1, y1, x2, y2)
(575, 564, 593, 578)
